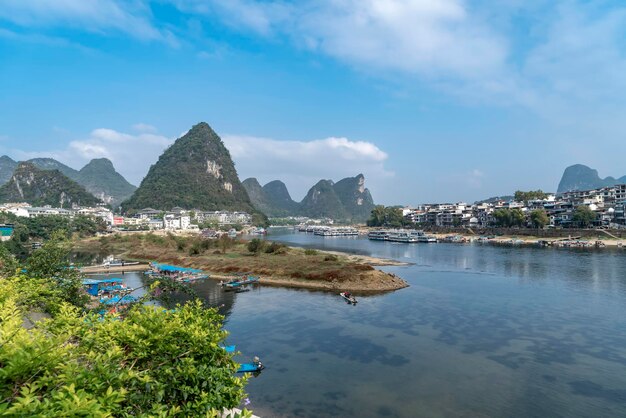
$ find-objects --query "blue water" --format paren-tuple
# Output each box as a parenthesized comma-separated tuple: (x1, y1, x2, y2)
(101, 230, 626, 417)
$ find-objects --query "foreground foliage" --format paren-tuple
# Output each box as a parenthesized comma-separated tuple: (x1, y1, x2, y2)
(0, 276, 249, 417)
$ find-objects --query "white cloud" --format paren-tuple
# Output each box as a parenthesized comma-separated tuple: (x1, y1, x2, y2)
(223, 134, 393, 200)
(132, 123, 158, 133)
(0, 0, 176, 44)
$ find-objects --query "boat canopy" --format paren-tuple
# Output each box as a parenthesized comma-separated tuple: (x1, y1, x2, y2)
(151, 262, 202, 273)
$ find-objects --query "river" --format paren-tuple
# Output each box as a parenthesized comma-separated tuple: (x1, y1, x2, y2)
(89, 229, 626, 417)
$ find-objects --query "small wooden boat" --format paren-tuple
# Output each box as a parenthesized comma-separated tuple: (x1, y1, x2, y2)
(340, 292, 357, 304)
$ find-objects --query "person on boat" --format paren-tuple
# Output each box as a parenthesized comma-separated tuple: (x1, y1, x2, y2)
(253, 356, 263, 369)
(344, 291, 351, 298)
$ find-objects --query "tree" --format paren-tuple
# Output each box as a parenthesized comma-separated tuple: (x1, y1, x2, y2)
(218, 235, 234, 254)
(510, 208, 526, 227)
(25, 230, 89, 308)
(367, 205, 387, 227)
(572, 205, 597, 228)
(0, 244, 18, 278)
(493, 208, 512, 227)
(367, 206, 411, 228)
(530, 209, 549, 228)
(247, 238, 265, 255)
(514, 190, 547, 203)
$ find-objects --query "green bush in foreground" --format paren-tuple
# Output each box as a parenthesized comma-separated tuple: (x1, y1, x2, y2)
(0, 276, 250, 417)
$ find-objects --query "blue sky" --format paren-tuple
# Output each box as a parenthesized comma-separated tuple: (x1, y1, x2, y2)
(1, 0, 625, 205)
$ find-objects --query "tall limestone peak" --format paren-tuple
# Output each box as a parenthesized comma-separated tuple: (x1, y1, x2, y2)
(122, 122, 257, 214)
(557, 164, 626, 193)
(242, 178, 272, 214)
(300, 179, 348, 219)
(263, 180, 299, 213)
(78, 158, 137, 208)
(243, 178, 299, 217)
(332, 173, 375, 221)
(0, 155, 18, 185)
(0, 162, 102, 208)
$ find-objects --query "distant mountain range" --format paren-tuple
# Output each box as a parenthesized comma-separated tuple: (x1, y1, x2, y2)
(0, 162, 102, 208)
(0, 156, 136, 207)
(243, 174, 376, 221)
(557, 164, 626, 193)
(121, 122, 260, 217)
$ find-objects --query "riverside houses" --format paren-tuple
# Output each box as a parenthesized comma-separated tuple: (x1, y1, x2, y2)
(403, 184, 626, 228)
(120, 208, 252, 231)
(0, 203, 113, 224)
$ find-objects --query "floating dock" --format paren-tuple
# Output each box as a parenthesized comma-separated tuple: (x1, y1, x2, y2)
(80, 264, 150, 274)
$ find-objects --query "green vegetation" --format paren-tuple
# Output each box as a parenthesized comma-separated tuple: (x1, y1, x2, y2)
(367, 205, 412, 228)
(0, 231, 253, 417)
(493, 208, 526, 227)
(246, 238, 265, 255)
(121, 122, 260, 217)
(514, 190, 548, 203)
(0, 279, 249, 417)
(0, 162, 102, 208)
(0, 212, 106, 258)
(572, 205, 598, 227)
(529, 209, 550, 228)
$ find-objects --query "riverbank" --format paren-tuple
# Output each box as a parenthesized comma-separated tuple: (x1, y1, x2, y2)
(74, 233, 409, 292)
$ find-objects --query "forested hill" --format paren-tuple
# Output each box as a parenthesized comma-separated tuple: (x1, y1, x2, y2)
(78, 158, 136, 207)
(0, 162, 102, 208)
(121, 122, 258, 214)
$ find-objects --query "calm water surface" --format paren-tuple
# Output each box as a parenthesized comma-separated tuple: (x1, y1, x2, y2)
(100, 230, 626, 417)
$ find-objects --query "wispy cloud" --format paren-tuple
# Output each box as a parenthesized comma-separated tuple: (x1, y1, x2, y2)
(0, 0, 176, 45)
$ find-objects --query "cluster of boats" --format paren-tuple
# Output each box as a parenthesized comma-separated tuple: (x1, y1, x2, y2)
(144, 262, 209, 283)
(368, 229, 438, 243)
(82, 277, 137, 307)
(297, 225, 360, 236)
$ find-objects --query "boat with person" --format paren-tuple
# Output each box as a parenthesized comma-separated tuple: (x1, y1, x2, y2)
(237, 356, 265, 373)
(221, 273, 260, 290)
(340, 292, 357, 304)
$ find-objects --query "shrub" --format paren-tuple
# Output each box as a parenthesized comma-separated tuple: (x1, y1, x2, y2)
(304, 249, 318, 256)
(324, 254, 338, 262)
(265, 241, 286, 254)
(247, 238, 266, 255)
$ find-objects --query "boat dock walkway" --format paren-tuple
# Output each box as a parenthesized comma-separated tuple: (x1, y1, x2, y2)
(80, 264, 150, 274)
